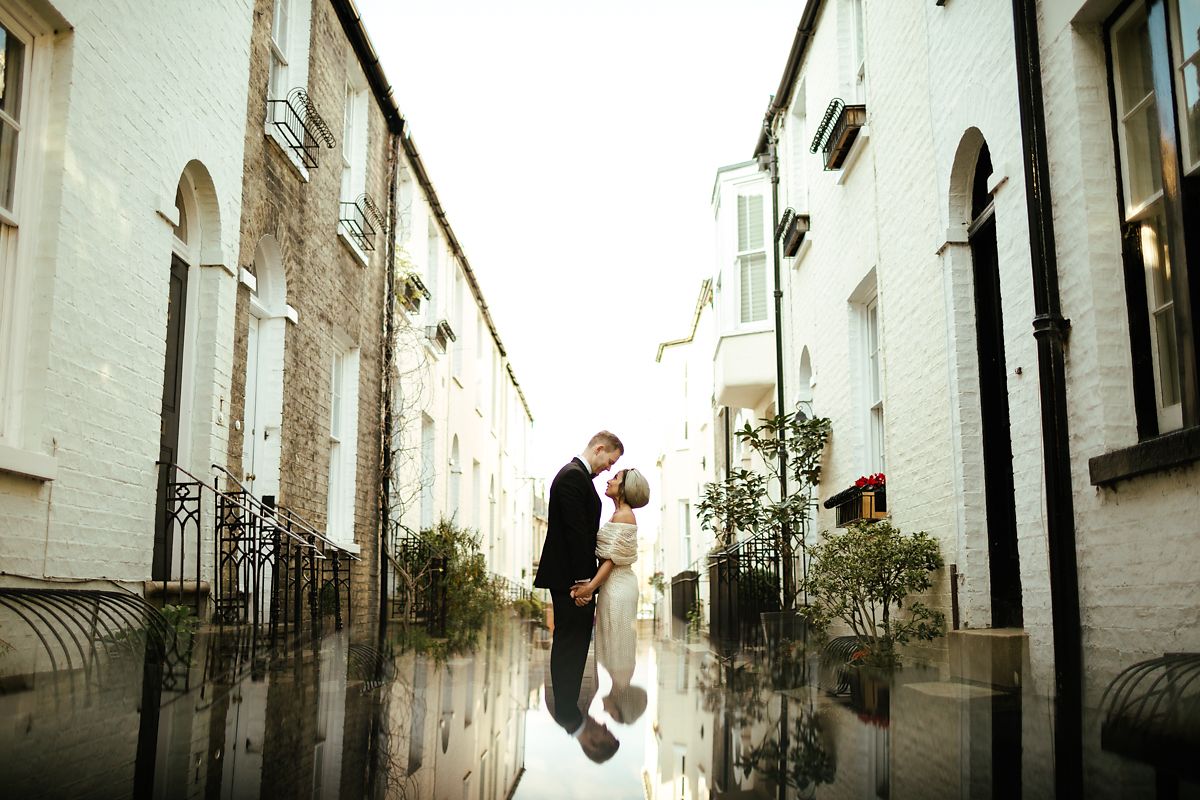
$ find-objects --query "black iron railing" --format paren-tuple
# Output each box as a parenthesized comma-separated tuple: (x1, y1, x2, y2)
(1101, 653, 1200, 777)
(388, 528, 449, 635)
(0, 588, 197, 695)
(398, 272, 431, 315)
(425, 319, 456, 352)
(267, 87, 336, 169)
(709, 531, 784, 647)
(339, 193, 387, 252)
(155, 463, 358, 639)
(809, 98, 867, 170)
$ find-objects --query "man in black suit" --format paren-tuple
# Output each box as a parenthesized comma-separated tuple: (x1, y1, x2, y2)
(533, 430, 624, 735)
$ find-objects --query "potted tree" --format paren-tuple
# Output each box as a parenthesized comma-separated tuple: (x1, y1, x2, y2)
(697, 410, 831, 640)
(801, 520, 945, 719)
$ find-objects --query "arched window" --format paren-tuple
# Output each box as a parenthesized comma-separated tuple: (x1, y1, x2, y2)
(448, 436, 461, 520)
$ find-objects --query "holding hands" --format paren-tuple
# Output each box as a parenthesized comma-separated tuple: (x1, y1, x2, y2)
(571, 580, 595, 607)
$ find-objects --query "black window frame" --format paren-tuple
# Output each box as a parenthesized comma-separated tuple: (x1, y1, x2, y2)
(1091, 0, 1200, 486)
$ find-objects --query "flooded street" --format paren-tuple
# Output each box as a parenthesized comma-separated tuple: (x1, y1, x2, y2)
(2, 597, 1195, 799)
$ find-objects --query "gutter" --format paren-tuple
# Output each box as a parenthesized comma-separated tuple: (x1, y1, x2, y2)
(656, 279, 713, 362)
(1010, 0, 1082, 794)
(753, 0, 824, 157)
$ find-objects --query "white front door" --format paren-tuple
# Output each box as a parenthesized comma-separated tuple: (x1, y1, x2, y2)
(243, 314, 261, 493)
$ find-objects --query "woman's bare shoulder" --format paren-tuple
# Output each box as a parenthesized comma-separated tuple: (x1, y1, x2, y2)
(611, 507, 636, 525)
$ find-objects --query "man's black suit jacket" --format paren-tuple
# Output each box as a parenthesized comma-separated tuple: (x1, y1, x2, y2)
(533, 457, 601, 591)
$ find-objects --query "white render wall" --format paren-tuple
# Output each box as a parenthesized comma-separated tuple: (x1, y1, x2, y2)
(0, 0, 252, 584)
(760, 0, 1200, 692)
(392, 149, 536, 584)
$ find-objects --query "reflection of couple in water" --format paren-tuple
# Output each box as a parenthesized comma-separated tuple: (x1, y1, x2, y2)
(534, 431, 650, 763)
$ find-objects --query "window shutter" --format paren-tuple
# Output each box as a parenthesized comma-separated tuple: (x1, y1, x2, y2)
(737, 195, 764, 252)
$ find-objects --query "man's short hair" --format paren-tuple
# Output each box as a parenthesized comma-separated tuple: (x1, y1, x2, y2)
(587, 430, 624, 454)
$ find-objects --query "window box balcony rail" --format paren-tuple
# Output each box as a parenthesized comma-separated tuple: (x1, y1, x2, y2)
(267, 87, 336, 169)
(340, 193, 386, 252)
(398, 271, 431, 315)
(776, 207, 811, 257)
(823, 484, 888, 527)
(810, 99, 867, 170)
(426, 319, 456, 352)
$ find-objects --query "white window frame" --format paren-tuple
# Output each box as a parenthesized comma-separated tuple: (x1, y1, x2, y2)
(326, 344, 360, 546)
(735, 193, 769, 327)
(1168, 0, 1200, 177)
(338, 76, 370, 264)
(0, 5, 53, 478)
(863, 295, 885, 473)
(264, 0, 313, 180)
(451, 264, 465, 381)
(850, 0, 867, 103)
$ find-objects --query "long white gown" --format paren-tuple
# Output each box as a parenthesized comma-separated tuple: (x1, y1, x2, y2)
(594, 521, 638, 683)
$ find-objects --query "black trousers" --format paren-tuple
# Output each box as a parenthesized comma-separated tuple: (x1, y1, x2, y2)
(549, 589, 595, 731)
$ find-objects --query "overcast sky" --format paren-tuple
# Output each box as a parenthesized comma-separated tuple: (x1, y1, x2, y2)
(356, 0, 800, 526)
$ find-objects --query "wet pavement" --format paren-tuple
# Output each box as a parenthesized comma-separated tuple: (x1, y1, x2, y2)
(1, 603, 1197, 799)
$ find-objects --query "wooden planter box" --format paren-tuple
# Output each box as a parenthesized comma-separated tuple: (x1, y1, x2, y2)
(834, 489, 888, 527)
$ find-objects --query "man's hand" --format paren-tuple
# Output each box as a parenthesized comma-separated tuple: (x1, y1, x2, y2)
(573, 591, 593, 607)
(571, 581, 594, 606)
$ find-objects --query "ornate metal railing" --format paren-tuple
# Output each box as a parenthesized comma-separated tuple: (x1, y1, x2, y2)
(0, 588, 196, 696)
(267, 87, 336, 169)
(153, 462, 206, 617)
(154, 463, 358, 640)
(1100, 653, 1200, 775)
(387, 528, 448, 636)
(339, 193, 387, 252)
(809, 98, 867, 170)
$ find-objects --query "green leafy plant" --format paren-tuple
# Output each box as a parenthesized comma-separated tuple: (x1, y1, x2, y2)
(511, 594, 547, 627)
(801, 520, 945, 668)
(698, 411, 830, 555)
(392, 518, 504, 658)
(686, 601, 704, 634)
(648, 571, 666, 595)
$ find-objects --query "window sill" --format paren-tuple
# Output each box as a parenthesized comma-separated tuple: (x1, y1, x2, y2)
(834, 125, 870, 186)
(263, 124, 311, 183)
(1088, 426, 1200, 487)
(337, 228, 370, 267)
(0, 443, 57, 482)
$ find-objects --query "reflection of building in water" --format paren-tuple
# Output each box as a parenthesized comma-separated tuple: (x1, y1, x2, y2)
(649, 639, 716, 799)
(376, 617, 530, 799)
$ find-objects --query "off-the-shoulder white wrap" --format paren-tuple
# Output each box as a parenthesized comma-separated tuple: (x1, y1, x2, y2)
(596, 521, 638, 565)
(595, 522, 639, 681)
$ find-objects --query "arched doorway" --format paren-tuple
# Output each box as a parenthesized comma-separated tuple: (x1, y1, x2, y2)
(243, 236, 287, 499)
(153, 173, 201, 581)
(969, 143, 1023, 629)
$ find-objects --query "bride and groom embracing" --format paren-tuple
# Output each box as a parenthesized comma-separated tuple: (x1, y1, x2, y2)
(533, 431, 650, 763)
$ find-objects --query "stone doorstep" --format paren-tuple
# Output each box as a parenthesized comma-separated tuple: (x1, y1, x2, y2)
(142, 580, 212, 599)
(948, 628, 1028, 691)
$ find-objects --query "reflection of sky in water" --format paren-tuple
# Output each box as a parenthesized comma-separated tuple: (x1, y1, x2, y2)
(515, 637, 656, 800)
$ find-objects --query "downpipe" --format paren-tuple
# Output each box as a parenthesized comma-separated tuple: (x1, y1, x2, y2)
(1010, 0, 1082, 794)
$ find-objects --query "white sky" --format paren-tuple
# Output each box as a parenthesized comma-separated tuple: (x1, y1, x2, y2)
(357, 0, 799, 528)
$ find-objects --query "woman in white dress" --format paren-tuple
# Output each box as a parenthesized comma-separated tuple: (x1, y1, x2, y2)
(571, 468, 650, 724)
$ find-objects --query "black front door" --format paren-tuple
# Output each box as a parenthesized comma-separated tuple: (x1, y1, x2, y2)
(153, 255, 189, 582)
(970, 146, 1023, 629)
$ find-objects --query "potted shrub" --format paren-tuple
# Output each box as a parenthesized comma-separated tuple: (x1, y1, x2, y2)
(800, 519, 945, 670)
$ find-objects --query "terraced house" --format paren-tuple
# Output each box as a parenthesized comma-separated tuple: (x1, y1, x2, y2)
(658, 0, 1200, 796)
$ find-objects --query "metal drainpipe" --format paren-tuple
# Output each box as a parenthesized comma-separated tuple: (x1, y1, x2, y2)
(379, 129, 401, 641)
(765, 121, 792, 612)
(1010, 0, 1082, 794)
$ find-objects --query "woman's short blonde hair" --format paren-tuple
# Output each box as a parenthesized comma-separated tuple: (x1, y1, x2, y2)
(620, 468, 650, 509)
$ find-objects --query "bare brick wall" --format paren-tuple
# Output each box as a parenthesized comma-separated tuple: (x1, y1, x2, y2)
(228, 0, 393, 622)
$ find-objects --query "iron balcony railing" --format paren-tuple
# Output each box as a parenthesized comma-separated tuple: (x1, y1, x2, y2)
(267, 87, 336, 169)
(809, 98, 867, 171)
(398, 271, 431, 315)
(775, 207, 811, 258)
(425, 319, 456, 352)
(339, 192, 387, 252)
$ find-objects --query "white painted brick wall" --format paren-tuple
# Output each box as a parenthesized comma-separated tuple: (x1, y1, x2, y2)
(0, 0, 252, 583)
